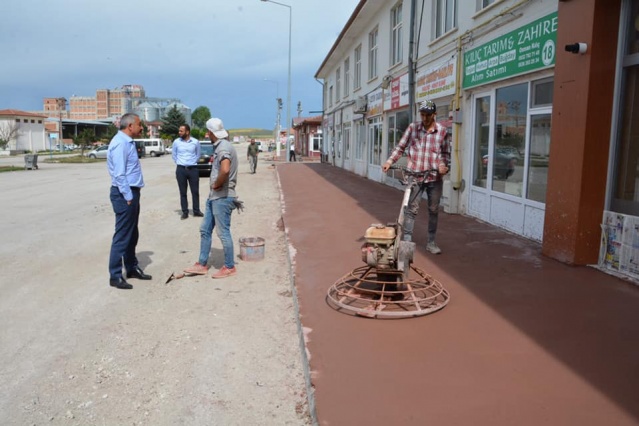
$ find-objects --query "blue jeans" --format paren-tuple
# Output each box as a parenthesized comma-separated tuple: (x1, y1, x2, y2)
(403, 179, 443, 243)
(109, 186, 140, 279)
(199, 197, 236, 268)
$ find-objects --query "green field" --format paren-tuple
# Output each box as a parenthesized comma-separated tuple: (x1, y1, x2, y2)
(228, 128, 274, 139)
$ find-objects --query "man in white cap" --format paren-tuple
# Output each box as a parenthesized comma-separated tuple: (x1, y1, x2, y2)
(184, 117, 239, 278)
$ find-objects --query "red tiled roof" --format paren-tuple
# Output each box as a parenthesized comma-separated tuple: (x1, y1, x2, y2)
(293, 115, 323, 127)
(0, 109, 48, 119)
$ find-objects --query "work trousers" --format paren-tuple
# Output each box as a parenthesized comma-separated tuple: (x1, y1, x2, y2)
(402, 179, 443, 243)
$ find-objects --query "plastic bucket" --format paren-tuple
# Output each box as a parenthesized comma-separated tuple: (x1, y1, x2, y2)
(239, 237, 265, 261)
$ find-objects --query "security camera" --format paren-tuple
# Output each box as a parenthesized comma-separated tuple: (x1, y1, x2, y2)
(565, 43, 587, 54)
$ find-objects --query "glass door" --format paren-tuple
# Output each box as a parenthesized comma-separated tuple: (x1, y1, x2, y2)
(472, 95, 492, 188)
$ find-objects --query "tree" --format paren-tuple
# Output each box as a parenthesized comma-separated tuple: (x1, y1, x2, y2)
(72, 128, 96, 156)
(160, 106, 186, 140)
(0, 121, 19, 150)
(191, 128, 207, 140)
(192, 106, 211, 129)
(101, 124, 118, 143)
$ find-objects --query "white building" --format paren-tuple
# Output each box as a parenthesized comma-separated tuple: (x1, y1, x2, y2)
(316, 0, 558, 242)
(0, 109, 48, 154)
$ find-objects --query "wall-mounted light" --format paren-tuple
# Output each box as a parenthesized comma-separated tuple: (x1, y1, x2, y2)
(565, 42, 588, 54)
(381, 75, 392, 89)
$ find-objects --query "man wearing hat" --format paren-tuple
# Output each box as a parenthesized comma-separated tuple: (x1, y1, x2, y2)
(184, 117, 239, 278)
(382, 100, 450, 255)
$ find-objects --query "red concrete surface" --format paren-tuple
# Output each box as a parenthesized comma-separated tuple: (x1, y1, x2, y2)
(278, 163, 639, 426)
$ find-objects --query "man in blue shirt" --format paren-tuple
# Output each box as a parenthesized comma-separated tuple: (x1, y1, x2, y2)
(172, 124, 202, 220)
(107, 113, 152, 289)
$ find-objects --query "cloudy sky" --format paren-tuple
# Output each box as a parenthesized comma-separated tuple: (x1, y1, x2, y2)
(0, 0, 360, 129)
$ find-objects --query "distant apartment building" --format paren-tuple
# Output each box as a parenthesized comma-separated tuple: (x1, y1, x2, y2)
(42, 97, 69, 119)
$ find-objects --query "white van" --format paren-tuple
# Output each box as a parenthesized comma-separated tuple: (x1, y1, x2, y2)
(135, 138, 166, 157)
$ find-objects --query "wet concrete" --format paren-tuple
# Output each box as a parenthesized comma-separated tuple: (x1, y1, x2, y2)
(278, 163, 639, 426)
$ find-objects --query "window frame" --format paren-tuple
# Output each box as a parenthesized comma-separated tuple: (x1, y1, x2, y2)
(435, 0, 457, 38)
(354, 45, 362, 90)
(344, 58, 350, 98)
(369, 27, 379, 80)
(390, 3, 403, 66)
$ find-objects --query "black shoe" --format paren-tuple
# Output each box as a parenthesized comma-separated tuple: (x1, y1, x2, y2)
(110, 277, 133, 289)
(181, 212, 188, 220)
(126, 266, 152, 280)
(193, 211, 204, 217)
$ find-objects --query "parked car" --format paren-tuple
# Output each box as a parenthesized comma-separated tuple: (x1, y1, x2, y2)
(197, 142, 214, 177)
(257, 141, 266, 152)
(86, 145, 109, 159)
(482, 146, 521, 179)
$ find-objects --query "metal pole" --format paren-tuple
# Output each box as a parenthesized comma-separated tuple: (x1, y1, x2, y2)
(285, 5, 292, 162)
(260, 0, 292, 162)
(264, 78, 280, 158)
(408, 0, 417, 121)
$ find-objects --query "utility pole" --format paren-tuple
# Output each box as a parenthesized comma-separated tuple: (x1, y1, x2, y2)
(408, 0, 417, 121)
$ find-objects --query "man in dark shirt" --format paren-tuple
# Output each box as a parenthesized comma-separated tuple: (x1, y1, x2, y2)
(247, 138, 259, 173)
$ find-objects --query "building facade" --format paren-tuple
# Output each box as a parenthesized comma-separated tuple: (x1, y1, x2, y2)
(0, 109, 47, 153)
(316, 0, 639, 278)
(292, 115, 323, 158)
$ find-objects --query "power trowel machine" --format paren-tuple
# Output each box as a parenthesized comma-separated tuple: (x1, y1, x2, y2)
(327, 166, 450, 319)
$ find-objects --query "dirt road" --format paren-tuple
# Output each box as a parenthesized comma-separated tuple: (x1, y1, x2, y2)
(0, 147, 311, 425)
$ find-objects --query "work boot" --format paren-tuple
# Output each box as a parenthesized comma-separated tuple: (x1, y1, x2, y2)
(426, 242, 442, 255)
(184, 262, 208, 275)
(211, 266, 237, 279)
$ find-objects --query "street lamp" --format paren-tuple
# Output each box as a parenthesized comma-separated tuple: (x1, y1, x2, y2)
(264, 78, 281, 158)
(260, 0, 292, 162)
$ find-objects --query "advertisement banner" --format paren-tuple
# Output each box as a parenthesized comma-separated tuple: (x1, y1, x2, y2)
(367, 89, 384, 117)
(463, 12, 558, 89)
(415, 61, 456, 101)
(383, 73, 409, 111)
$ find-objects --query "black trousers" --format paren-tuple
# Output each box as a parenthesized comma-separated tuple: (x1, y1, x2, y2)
(176, 165, 200, 214)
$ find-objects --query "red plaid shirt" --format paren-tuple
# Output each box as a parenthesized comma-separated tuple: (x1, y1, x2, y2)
(387, 121, 451, 183)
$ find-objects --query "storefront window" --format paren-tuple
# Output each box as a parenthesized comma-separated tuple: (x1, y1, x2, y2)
(355, 120, 365, 160)
(368, 117, 383, 165)
(473, 96, 490, 188)
(612, 65, 639, 213)
(386, 110, 410, 179)
(527, 114, 551, 202)
(492, 83, 527, 196)
(386, 110, 409, 157)
(611, 1, 639, 215)
(627, 0, 639, 54)
(344, 124, 351, 160)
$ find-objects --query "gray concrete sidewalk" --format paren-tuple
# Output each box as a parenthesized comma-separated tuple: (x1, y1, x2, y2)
(278, 162, 639, 426)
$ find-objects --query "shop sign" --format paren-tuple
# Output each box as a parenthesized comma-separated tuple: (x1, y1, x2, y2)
(383, 73, 409, 111)
(463, 12, 558, 89)
(415, 61, 456, 101)
(367, 88, 384, 117)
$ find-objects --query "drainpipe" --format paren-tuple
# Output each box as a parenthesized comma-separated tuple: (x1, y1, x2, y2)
(451, 34, 463, 191)
(315, 77, 326, 162)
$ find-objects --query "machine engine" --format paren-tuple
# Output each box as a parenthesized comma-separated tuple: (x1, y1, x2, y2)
(361, 224, 397, 269)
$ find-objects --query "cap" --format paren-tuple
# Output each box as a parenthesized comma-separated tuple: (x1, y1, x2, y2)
(418, 100, 436, 114)
(206, 118, 229, 139)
